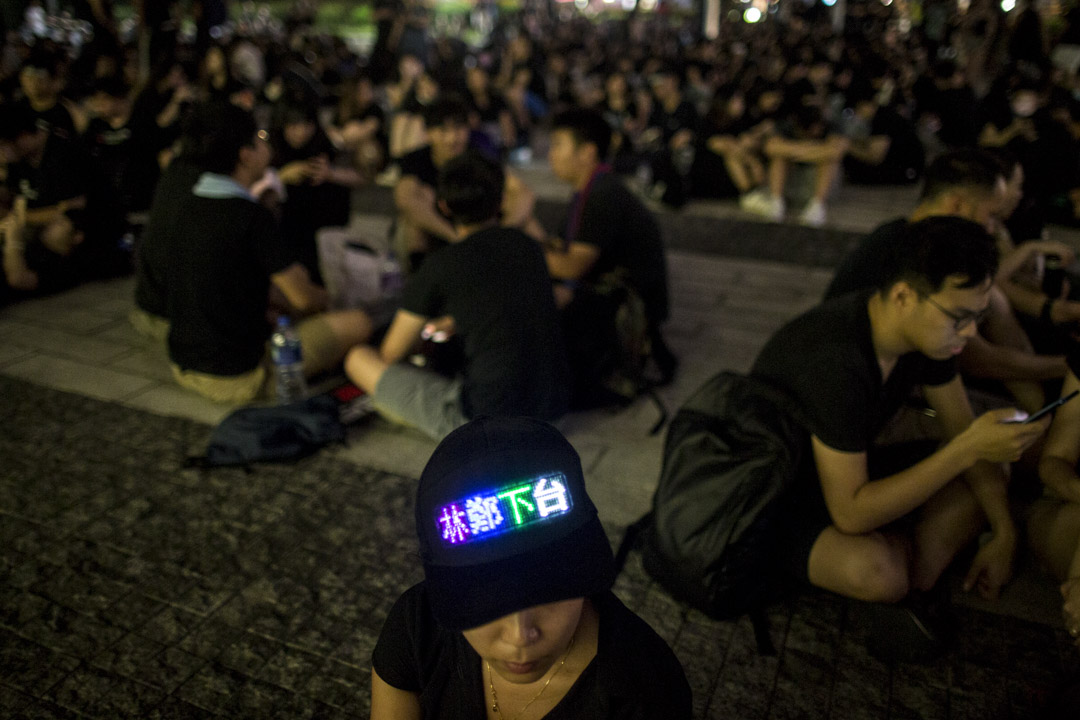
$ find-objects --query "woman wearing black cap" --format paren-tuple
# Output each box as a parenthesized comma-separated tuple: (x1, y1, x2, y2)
(370, 416, 692, 719)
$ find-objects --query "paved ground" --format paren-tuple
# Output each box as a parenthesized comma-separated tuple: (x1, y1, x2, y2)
(2, 169, 1080, 718)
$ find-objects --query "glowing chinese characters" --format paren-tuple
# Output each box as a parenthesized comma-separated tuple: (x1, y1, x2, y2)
(437, 473, 574, 546)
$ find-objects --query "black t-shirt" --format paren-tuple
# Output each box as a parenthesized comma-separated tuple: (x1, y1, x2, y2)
(399, 144, 442, 188)
(16, 98, 77, 141)
(1069, 349, 1080, 378)
(824, 218, 907, 300)
(166, 193, 292, 376)
(400, 226, 569, 420)
(5, 134, 92, 209)
(372, 583, 692, 720)
(751, 292, 956, 454)
(135, 160, 202, 318)
(646, 99, 700, 143)
(564, 172, 669, 323)
(83, 115, 161, 213)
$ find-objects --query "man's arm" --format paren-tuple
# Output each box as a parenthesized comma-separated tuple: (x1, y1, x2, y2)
(812, 434, 974, 536)
(500, 170, 536, 229)
(378, 308, 427, 364)
(270, 263, 329, 316)
(958, 332, 1066, 381)
(393, 176, 456, 242)
(544, 241, 600, 282)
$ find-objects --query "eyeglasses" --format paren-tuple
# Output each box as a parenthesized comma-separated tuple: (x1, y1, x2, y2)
(924, 296, 989, 331)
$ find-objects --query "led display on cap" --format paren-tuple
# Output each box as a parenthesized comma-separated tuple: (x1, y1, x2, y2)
(436, 472, 573, 546)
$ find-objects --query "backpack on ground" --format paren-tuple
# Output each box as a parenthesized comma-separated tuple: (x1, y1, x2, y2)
(185, 394, 347, 469)
(564, 270, 667, 431)
(618, 371, 807, 651)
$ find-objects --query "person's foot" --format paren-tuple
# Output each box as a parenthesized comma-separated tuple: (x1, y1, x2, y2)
(862, 596, 948, 663)
(799, 199, 827, 228)
(739, 189, 784, 221)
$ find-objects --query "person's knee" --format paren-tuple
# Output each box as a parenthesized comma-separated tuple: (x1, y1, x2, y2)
(344, 344, 385, 393)
(846, 541, 911, 602)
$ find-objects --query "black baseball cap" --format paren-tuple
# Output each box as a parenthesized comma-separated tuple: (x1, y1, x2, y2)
(415, 417, 616, 631)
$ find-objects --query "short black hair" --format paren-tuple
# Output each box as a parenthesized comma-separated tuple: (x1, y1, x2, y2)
(423, 94, 469, 129)
(877, 216, 999, 296)
(550, 108, 612, 160)
(437, 150, 504, 226)
(920, 149, 1003, 201)
(198, 101, 258, 175)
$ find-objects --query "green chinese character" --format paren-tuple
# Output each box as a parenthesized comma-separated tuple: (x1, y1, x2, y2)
(497, 484, 536, 525)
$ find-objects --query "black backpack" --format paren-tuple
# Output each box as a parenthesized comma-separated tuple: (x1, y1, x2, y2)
(618, 371, 807, 651)
(186, 394, 347, 468)
(563, 271, 667, 432)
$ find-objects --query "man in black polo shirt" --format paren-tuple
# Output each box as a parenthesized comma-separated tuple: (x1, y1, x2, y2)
(161, 102, 371, 403)
(545, 108, 676, 389)
(346, 150, 569, 441)
(392, 95, 540, 271)
(827, 148, 1068, 414)
(753, 218, 1046, 650)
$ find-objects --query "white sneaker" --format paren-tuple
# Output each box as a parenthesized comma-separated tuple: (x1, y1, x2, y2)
(799, 199, 827, 227)
(739, 190, 784, 221)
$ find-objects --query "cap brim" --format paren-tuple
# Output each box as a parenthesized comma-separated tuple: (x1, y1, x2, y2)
(425, 516, 616, 631)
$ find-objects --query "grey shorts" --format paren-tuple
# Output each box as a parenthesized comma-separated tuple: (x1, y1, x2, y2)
(373, 363, 469, 441)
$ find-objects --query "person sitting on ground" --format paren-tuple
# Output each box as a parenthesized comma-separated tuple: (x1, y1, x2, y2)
(827, 148, 1068, 413)
(753, 217, 1047, 655)
(1030, 350, 1080, 650)
(393, 95, 540, 271)
(370, 415, 693, 719)
(14, 47, 82, 141)
(326, 71, 387, 183)
(161, 101, 371, 404)
(0, 101, 127, 297)
(690, 85, 766, 200)
(985, 150, 1080, 357)
(639, 64, 700, 208)
(270, 103, 364, 285)
(346, 150, 569, 441)
(544, 108, 678, 395)
(739, 102, 849, 227)
(840, 81, 924, 186)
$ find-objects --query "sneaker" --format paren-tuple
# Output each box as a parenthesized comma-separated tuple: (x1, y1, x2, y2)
(739, 190, 785, 221)
(799, 199, 827, 227)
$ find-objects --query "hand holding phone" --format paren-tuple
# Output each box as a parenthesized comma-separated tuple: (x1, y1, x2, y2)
(1004, 390, 1080, 424)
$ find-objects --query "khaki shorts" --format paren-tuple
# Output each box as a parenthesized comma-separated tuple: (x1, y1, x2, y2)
(128, 307, 170, 344)
(171, 315, 341, 404)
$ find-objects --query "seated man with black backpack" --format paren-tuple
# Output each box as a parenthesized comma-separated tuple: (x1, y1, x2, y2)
(750, 218, 1045, 654)
(544, 108, 677, 407)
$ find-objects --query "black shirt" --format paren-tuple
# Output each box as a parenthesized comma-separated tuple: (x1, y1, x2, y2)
(565, 172, 669, 323)
(751, 292, 956, 454)
(400, 225, 569, 421)
(166, 192, 292, 375)
(134, 160, 202, 318)
(823, 218, 907, 300)
(372, 583, 692, 720)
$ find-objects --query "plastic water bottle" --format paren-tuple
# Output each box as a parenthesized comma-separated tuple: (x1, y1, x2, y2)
(270, 316, 307, 404)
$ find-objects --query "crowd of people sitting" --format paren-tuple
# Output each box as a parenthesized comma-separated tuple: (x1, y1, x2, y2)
(3, 0, 1080, 705)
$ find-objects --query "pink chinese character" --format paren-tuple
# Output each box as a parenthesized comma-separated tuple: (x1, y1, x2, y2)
(438, 504, 470, 544)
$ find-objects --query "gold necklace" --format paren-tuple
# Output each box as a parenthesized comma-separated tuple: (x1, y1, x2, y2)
(486, 632, 576, 720)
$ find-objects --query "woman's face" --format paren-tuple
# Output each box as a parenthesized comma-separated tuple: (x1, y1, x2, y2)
(461, 598, 584, 685)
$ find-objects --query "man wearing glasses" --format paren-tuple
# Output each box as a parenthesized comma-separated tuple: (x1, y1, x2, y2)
(827, 148, 1068, 414)
(751, 216, 1048, 660)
